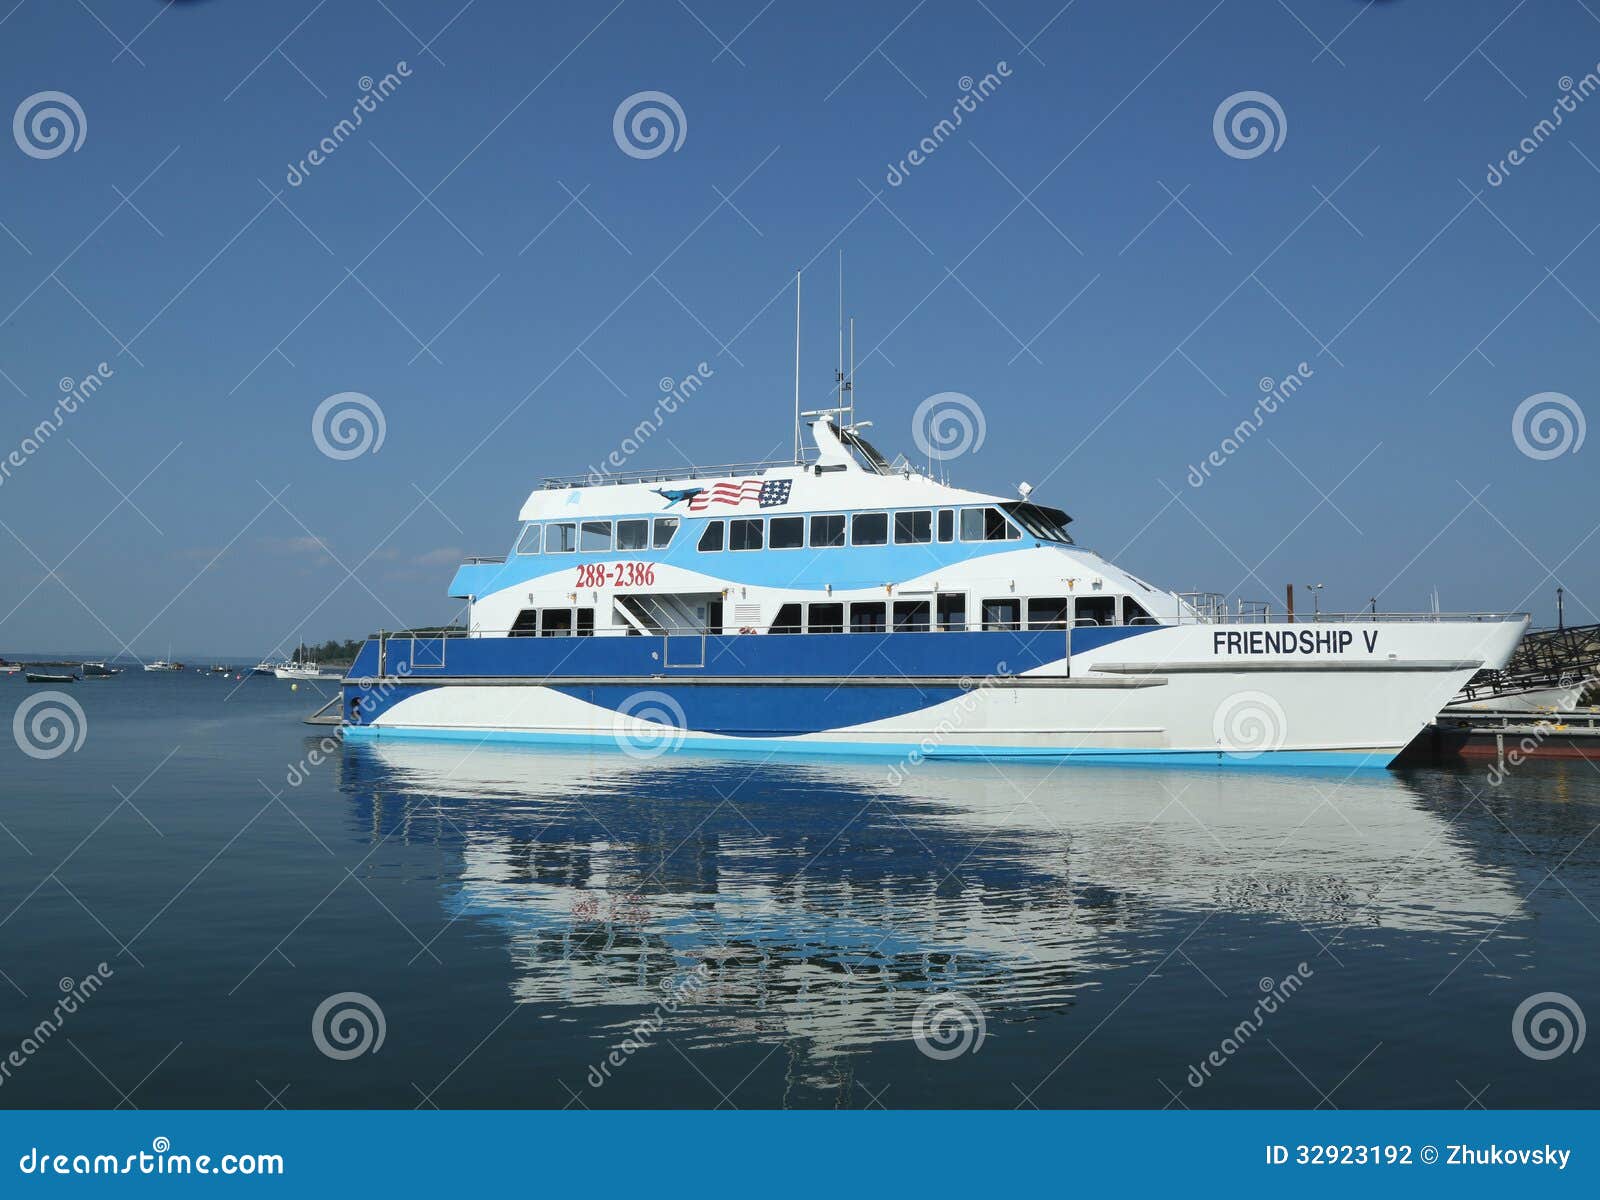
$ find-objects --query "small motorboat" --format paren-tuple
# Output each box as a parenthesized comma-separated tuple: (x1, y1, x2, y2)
(0, 662, 20, 676)
(143, 660, 182, 672)
(82, 662, 121, 677)
(25, 671, 77, 683)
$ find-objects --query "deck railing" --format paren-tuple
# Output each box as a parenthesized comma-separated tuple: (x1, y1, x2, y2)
(541, 457, 802, 489)
(1175, 593, 1525, 625)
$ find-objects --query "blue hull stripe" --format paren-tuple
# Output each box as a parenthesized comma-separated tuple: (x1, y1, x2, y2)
(547, 682, 965, 736)
(342, 724, 1393, 770)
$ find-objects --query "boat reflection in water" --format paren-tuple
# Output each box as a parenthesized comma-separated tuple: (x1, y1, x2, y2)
(334, 741, 1525, 1081)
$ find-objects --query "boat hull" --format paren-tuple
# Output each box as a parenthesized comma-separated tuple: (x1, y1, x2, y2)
(337, 618, 1526, 769)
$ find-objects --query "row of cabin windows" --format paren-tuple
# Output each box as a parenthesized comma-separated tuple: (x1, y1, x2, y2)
(767, 594, 1153, 633)
(516, 517, 679, 556)
(508, 607, 597, 636)
(697, 506, 1021, 553)
(502, 595, 1153, 638)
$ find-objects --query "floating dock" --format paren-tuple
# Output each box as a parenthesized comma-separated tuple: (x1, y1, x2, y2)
(1400, 708, 1600, 765)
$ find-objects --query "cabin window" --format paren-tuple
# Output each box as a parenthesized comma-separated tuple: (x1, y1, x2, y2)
(893, 600, 931, 632)
(850, 601, 887, 633)
(1075, 596, 1115, 627)
(772, 603, 803, 634)
(936, 509, 954, 542)
(652, 516, 679, 548)
(547, 522, 577, 553)
(810, 514, 845, 547)
(961, 507, 1017, 542)
(509, 609, 539, 636)
(937, 593, 967, 632)
(769, 516, 804, 549)
(1123, 596, 1155, 625)
(894, 510, 932, 544)
(982, 598, 1022, 631)
(852, 512, 888, 546)
(541, 609, 574, 637)
(697, 521, 725, 552)
(807, 603, 844, 633)
(616, 519, 648, 551)
(729, 518, 764, 551)
(1028, 597, 1070, 631)
(580, 521, 612, 552)
(576, 608, 595, 636)
(515, 524, 542, 555)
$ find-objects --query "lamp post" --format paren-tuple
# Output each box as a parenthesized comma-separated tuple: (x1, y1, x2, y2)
(1305, 583, 1325, 620)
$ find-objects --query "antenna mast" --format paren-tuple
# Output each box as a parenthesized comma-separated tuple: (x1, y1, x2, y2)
(792, 270, 801, 463)
(836, 251, 847, 425)
(847, 317, 855, 429)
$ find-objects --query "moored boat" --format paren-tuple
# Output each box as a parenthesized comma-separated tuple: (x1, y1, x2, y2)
(82, 662, 121, 677)
(334, 405, 1526, 769)
(25, 671, 77, 683)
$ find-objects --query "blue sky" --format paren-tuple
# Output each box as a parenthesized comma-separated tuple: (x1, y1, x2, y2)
(0, 0, 1596, 657)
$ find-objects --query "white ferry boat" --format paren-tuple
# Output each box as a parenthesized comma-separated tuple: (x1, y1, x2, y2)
(339, 413, 1526, 768)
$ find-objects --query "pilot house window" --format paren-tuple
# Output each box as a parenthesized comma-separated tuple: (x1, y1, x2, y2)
(580, 521, 612, 552)
(852, 512, 888, 546)
(616, 519, 648, 551)
(810, 514, 845, 547)
(769, 517, 804, 549)
(547, 523, 577, 553)
(894, 511, 932, 544)
(729, 518, 764, 551)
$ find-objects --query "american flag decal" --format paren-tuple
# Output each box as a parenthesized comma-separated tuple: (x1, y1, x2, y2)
(688, 478, 792, 511)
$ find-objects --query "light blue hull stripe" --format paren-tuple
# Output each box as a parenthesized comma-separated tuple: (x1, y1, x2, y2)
(341, 723, 1392, 769)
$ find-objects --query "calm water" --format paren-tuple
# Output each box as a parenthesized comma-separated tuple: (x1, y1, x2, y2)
(1, 670, 1597, 1109)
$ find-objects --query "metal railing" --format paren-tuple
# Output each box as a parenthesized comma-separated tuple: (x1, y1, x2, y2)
(1175, 593, 1526, 625)
(541, 457, 802, 490)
